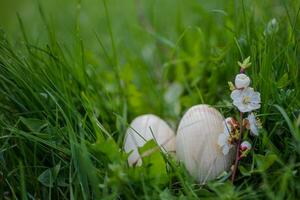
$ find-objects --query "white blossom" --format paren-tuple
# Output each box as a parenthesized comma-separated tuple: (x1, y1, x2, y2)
(218, 118, 234, 155)
(235, 74, 250, 89)
(247, 112, 260, 136)
(231, 87, 261, 113)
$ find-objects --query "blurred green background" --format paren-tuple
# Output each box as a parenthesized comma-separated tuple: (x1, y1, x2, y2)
(1, 0, 296, 120)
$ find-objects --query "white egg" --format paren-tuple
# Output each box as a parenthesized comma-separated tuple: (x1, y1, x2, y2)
(176, 104, 235, 183)
(124, 114, 176, 166)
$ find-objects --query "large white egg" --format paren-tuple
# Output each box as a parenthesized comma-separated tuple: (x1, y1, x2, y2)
(124, 114, 176, 166)
(176, 104, 235, 183)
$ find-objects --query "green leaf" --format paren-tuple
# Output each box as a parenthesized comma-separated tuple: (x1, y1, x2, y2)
(277, 73, 289, 88)
(255, 153, 277, 171)
(56, 175, 69, 187)
(238, 56, 251, 69)
(138, 139, 168, 185)
(38, 162, 61, 187)
(239, 165, 251, 176)
(89, 136, 123, 163)
(20, 117, 48, 132)
(147, 30, 176, 48)
(159, 189, 175, 200)
(274, 104, 300, 142)
(228, 81, 235, 91)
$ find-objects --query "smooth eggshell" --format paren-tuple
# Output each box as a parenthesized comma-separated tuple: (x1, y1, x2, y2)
(124, 114, 176, 166)
(176, 104, 235, 183)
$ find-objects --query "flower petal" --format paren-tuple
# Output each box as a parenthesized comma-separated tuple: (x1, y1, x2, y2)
(247, 113, 259, 136)
(222, 145, 230, 155)
(249, 102, 260, 111)
(250, 124, 259, 136)
(218, 133, 227, 146)
(251, 92, 261, 103)
(237, 103, 250, 113)
(230, 89, 242, 100)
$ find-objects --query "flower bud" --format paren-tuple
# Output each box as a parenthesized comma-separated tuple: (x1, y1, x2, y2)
(235, 74, 250, 89)
(240, 141, 252, 151)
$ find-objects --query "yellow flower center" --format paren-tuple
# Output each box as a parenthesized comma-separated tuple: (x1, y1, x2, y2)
(256, 117, 263, 128)
(242, 96, 251, 104)
(227, 129, 240, 145)
(227, 137, 233, 144)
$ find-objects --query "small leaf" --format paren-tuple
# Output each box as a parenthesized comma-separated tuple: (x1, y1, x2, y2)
(38, 162, 61, 187)
(148, 31, 176, 48)
(216, 171, 231, 182)
(255, 153, 277, 171)
(159, 189, 175, 200)
(56, 175, 68, 187)
(239, 165, 251, 176)
(20, 117, 48, 132)
(228, 81, 235, 91)
(238, 56, 251, 69)
(138, 139, 157, 156)
(138, 140, 168, 185)
(277, 73, 289, 88)
(89, 137, 123, 163)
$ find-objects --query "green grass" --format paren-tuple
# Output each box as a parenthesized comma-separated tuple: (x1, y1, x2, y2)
(0, 0, 300, 199)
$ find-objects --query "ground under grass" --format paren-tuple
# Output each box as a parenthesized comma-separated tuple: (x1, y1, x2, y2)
(0, 0, 300, 199)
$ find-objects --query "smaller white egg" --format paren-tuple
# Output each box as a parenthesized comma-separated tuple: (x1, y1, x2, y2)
(124, 114, 176, 166)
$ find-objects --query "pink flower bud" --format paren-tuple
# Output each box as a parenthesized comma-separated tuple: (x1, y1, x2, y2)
(240, 141, 252, 151)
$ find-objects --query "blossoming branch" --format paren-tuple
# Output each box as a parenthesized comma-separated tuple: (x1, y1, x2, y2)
(217, 57, 262, 182)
